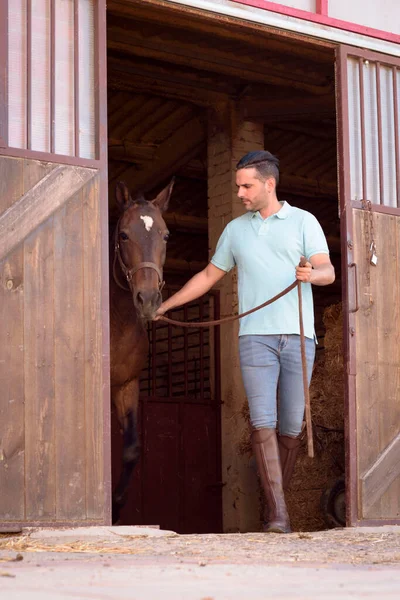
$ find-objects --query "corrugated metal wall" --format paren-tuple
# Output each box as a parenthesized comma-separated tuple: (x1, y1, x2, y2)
(8, 0, 96, 159)
(347, 56, 400, 207)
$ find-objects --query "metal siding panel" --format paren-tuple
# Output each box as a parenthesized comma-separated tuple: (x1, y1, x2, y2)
(0, 0, 8, 148)
(347, 57, 363, 201)
(379, 65, 397, 208)
(396, 69, 400, 207)
(362, 61, 380, 204)
(348, 54, 400, 208)
(78, 0, 96, 159)
(54, 0, 74, 156)
(8, 0, 27, 149)
(31, 1, 51, 153)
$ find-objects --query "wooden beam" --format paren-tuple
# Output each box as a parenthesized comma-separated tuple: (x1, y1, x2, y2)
(278, 174, 337, 198)
(107, 0, 334, 64)
(176, 159, 207, 180)
(108, 58, 231, 107)
(361, 433, 400, 516)
(111, 116, 206, 193)
(108, 138, 157, 163)
(0, 165, 96, 261)
(107, 31, 333, 96)
(164, 213, 207, 233)
(242, 95, 335, 121)
(164, 257, 207, 274)
(107, 14, 332, 96)
(266, 120, 336, 140)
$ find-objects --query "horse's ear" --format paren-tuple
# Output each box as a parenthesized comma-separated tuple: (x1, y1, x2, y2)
(115, 181, 133, 211)
(152, 177, 175, 213)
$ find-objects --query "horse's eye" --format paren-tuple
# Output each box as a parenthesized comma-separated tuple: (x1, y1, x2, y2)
(119, 232, 129, 241)
(163, 233, 170, 242)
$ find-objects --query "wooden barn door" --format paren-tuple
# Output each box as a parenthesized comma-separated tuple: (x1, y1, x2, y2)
(0, 1, 110, 527)
(337, 46, 400, 526)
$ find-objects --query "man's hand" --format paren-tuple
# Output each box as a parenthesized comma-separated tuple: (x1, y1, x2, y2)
(296, 256, 313, 283)
(153, 303, 168, 321)
(296, 254, 335, 286)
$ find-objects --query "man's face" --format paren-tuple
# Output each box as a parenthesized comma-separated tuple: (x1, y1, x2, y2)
(236, 167, 274, 212)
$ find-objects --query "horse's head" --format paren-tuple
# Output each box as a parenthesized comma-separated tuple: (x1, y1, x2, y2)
(114, 179, 174, 320)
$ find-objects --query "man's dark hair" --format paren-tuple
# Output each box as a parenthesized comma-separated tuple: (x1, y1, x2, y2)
(236, 151, 280, 185)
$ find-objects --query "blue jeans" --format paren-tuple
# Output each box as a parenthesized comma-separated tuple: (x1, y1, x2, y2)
(239, 335, 316, 437)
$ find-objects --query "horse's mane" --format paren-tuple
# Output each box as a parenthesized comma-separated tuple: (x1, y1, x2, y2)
(133, 193, 147, 205)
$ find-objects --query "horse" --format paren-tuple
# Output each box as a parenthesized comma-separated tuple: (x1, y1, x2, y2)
(110, 179, 174, 523)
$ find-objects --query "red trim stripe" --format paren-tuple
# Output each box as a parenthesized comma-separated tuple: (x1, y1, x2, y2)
(231, 1, 400, 45)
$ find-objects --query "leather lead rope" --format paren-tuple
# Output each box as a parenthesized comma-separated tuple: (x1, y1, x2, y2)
(158, 258, 314, 458)
(297, 279, 314, 458)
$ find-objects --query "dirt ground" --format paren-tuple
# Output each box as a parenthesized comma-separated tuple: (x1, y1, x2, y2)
(1, 526, 400, 599)
(1, 526, 400, 565)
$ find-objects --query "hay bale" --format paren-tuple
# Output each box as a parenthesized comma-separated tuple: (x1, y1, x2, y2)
(238, 302, 345, 531)
(289, 302, 345, 530)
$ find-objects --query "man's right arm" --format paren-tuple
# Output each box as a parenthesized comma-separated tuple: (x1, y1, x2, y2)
(154, 263, 226, 318)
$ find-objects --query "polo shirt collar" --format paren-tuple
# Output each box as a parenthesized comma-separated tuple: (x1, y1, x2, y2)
(251, 201, 291, 221)
(276, 201, 291, 219)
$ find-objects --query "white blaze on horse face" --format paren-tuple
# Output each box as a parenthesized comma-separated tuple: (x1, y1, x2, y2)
(140, 215, 154, 232)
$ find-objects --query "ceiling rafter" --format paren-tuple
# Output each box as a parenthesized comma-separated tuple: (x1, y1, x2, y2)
(107, 0, 334, 64)
(109, 116, 206, 197)
(107, 25, 333, 96)
(108, 57, 232, 107)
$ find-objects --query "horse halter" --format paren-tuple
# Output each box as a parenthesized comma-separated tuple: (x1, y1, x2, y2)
(113, 219, 165, 293)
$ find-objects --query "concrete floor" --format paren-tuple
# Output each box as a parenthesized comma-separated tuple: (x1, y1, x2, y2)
(1, 526, 400, 599)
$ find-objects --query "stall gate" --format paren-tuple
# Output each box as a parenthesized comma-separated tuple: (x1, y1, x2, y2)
(112, 290, 223, 534)
(338, 46, 400, 525)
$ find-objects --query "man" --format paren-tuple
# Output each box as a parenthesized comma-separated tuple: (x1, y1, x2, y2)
(154, 151, 335, 533)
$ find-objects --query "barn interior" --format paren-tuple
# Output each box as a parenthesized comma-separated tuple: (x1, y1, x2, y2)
(107, 0, 344, 533)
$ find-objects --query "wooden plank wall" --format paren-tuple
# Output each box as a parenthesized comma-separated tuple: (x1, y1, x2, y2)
(0, 158, 26, 519)
(0, 156, 107, 524)
(353, 209, 400, 519)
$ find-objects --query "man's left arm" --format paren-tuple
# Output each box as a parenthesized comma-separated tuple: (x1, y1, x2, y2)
(296, 254, 335, 286)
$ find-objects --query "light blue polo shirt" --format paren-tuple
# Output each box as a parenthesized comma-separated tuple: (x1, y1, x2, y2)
(210, 202, 329, 340)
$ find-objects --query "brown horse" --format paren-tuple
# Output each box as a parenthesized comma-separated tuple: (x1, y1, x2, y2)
(110, 179, 174, 523)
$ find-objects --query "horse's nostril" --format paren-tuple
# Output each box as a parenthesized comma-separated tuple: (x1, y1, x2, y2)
(136, 292, 144, 306)
(134, 290, 161, 316)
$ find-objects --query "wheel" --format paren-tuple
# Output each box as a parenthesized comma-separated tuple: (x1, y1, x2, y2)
(320, 475, 346, 528)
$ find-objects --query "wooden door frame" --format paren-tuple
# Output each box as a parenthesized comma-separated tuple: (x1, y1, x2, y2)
(336, 44, 357, 527)
(94, 0, 112, 524)
(337, 44, 400, 527)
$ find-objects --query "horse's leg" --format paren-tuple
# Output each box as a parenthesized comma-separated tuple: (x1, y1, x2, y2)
(112, 378, 140, 524)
